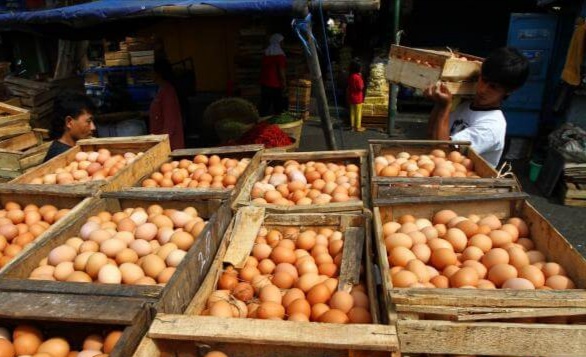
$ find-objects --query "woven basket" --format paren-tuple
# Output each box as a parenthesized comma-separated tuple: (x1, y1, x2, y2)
(265, 137, 298, 152)
(276, 119, 303, 145)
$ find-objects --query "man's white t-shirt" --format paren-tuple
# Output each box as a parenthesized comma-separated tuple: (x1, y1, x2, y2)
(449, 102, 506, 167)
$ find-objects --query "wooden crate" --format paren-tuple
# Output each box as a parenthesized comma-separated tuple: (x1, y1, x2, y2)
(118, 144, 264, 202)
(386, 45, 483, 96)
(132, 207, 398, 357)
(233, 150, 370, 213)
(561, 182, 586, 207)
(0, 101, 30, 127)
(0, 191, 91, 274)
(0, 291, 151, 357)
(0, 134, 50, 180)
(6, 135, 171, 197)
(372, 195, 586, 356)
(369, 140, 520, 203)
(0, 194, 233, 314)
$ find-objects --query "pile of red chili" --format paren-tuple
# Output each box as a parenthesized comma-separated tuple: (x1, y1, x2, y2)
(237, 122, 293, 148)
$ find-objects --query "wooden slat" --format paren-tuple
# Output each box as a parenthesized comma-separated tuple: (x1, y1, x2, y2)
(398, 319, 586, 356)
(223, 206, 265, 268)
(395, 304, 586, 321)
(0, 292, 146, 325)
(110, 306, 155, 357)
(390, 289, 586, 308)
(338, 227, 364, 291)
(0, 131, 40, 151)
(113, 188, 231, 201)
(171, 144, 264, 157)
(149, 315, 398, 352)
(374, 191, 528, 206)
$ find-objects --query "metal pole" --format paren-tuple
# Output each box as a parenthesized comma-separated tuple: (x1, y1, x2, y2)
(387, 0, 401, 136)
(303, 21, 338, 150)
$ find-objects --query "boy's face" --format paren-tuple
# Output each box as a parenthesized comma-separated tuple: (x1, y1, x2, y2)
(474, 76, 509, 108)
(66, 110, 96, 141)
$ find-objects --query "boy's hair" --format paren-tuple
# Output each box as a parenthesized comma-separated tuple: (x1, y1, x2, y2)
(349, 59, 362, 74)
(51, 91, 96, 139)
(481, 47, 530, 92)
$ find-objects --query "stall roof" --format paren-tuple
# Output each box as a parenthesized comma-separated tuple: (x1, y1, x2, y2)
(0, 0, 297, 27)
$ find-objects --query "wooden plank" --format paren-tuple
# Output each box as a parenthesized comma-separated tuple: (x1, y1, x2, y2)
(0, 292, 146, 325)
(441, 57, 482, 80)
(0, 123, 31, 139)
(170, 144, 264, 157)
(372, 207, 396, 324)
(149, 315, 398, 352)
(110, 305, 155, 357)
(108, 189, 230, 201)
(390, 289, 586, 308)
(0, 131, 40, 151)
(374, 191, 528, 206)
(398, 319, 586, 356)
(223, 206, 265, 268)
(0, 150, 21, 170)
(338, 227, 364, 292)
(395, 304, 586, 321)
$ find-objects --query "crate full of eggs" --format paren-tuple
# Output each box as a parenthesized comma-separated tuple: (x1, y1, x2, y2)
(373, 194, 586, 356)
(130, 206, 398, 357)
(6, 135, 170, 197)
(369, 140, 520, 202)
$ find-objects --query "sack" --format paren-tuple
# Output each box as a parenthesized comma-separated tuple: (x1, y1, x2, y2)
(548, 123, 586, 163)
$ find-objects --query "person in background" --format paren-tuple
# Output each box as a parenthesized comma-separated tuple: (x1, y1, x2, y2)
(259, 33, 287, 117)
(44, 91, 96, 162)
(425, 47, 529, 167)
(347, 59, 365, 132)
(150, 57, 185, 150)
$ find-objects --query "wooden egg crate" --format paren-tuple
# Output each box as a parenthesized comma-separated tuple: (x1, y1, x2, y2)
(131, 206, 398, 357)
(369, 140, 520, 203)
(0, 130, 51, 180)
(372, 194, 586, 356)
(233, 150, 370, 214)
(6, 135, 171, 197)
(0, 191, 92, 275)
(118, 144, 264, 202)
(0, 101, 31, 140)
(0, 194, 233, 314)
(0, 292, 152, 357)
(386, 45, 484, 96)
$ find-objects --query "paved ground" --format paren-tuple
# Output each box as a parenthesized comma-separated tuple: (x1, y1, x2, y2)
(298, 116, 586, 257)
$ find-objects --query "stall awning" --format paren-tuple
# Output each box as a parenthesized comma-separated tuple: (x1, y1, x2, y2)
(0, 0, 296, 27)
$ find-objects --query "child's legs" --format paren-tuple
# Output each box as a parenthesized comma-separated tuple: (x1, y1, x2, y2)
(349, 104, 357, 127)
(355, 103, 363, 128)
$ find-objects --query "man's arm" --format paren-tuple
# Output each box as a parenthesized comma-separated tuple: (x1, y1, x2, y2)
(424, 82, 453, 140)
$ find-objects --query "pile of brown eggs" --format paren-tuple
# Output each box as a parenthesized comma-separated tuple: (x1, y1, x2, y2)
(0, 325, 121, 357)
(0, 202, 70, 268)
(374, 149, 480, 178)
(30, 149, 143, 185)
(203, 226, 372, 324)
(385, 210, 576, 290)
(141, 155, 251, 189)
(28, 205, 207, 285)
(250, 160, 361, 206)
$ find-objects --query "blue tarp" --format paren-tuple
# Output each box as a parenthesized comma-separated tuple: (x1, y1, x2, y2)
(0, 0, 295, 27)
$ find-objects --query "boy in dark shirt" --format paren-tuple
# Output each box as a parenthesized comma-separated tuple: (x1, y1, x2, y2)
(44, 91, 96, 162)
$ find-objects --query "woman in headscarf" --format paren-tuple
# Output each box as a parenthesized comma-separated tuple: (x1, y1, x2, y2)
(259, 33, 287, 116)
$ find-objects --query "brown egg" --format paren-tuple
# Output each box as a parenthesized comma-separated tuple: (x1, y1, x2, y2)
(455, 220, 478, 238)
(427, 238, 453, 251)
(488, 264, 518, 287)
(85, 252, 109, 279)
(115, 248, 139, 265)
(507, 246, 530, 269)
(48, 245, 77, 266)
(430, 248, 458, 270)
(54, 261, 75, 281)
(542, 262, 567, 278)
(141, 254, 166, 279)
(477, 279, 497, 289)
(545, 275, 575, 289)
(462, 260, 488, 279)
(0, 339, 15, 357)
(37, 337, 70, 357)
(270, 246, 296, 265)
(157, 267, 176, 284)
(527, 250, 546, 264)
(287, 298, 311, 317)
(14, 333, 42, 355)
(450, 267, 479, 288)
(272, 271, 295, 289)
(347, 307, 372, 323)
(98, 264, 122, 284)
(66, 271, 92, 283)
(169, 232, 194, 251)
(330, 291, 354, 313)
(392, 270, 418, 288)
(481, 248, 509, 269)
(319, 309, 349, 324)
(489, 230, 513, 248)
(444, 228, 467, 252)
(388, 246, 416, 267)
(502, 277, 535, 289)
(468, 234, 492, 253)
(461, 246, 484, 261)
(518, 265, 545, 288)
(478, 215, 502, 230)
(430, 275, 449, 288)
(507, 217, 529, 238)
(406, 259, 430, 283)
(307, 283, 331, 305)
(82, 334, 104, 351)
(411, 243, 431, 263)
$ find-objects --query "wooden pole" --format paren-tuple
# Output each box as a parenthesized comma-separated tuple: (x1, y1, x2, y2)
(302, 21, 338, 150)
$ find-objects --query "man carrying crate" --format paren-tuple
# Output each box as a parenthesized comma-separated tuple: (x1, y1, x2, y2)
(425, 47, 529, 167)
